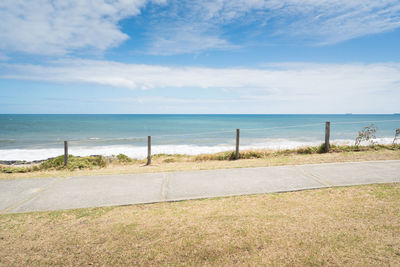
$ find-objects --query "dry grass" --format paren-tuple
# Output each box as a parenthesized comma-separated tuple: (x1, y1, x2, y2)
(0, 183, 399, 266)
(1, 148, 400, 179)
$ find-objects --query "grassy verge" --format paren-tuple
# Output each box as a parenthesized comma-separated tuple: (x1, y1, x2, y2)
(1, 183, 399, 266)
(1, 144, 400, 179)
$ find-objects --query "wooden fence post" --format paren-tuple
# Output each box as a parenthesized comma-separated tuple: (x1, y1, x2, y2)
(235, 129, 240, 160)
(147, 136, 151, 165)
(325, 122, 330, 152)
(64, 141, 68, 167)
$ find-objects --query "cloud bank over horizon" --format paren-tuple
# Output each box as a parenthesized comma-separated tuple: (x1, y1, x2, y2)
(1, 59, 399, 113)
(2, 59, 400, 92)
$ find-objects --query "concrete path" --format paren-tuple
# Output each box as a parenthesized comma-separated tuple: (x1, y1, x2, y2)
(1, 160, 399, 214)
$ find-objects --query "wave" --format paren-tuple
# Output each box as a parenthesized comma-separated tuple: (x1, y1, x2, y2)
(0, 138, 396, 161)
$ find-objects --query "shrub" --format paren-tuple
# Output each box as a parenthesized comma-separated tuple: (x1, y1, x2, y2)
(0, 155, 108, 173)
(393, 128, 400, 144)
(240, 151, 264, 159)
(117, 154, 132, 163)
(296, 144, 326, 154)
(355, 124, 377, 146)
(0, 166, 28, 173)
(217, 151, 236, 160)
(39, 155, 107, 171)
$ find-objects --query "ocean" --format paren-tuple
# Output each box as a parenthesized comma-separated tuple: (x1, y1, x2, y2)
(0, 114, 399, 161)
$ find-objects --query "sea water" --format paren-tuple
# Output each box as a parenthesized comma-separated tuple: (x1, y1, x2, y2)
(0, 114, 399, 161)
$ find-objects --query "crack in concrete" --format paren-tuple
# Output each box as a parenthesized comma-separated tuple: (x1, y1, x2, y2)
(296, 166, 335, 187)
(161, 173, 169, 201)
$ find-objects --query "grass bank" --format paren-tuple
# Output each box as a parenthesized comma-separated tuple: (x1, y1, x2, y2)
(1, 183, 399, 266)
(1, 144, 400, 179)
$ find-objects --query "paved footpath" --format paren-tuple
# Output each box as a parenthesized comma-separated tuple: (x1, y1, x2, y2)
(1, 160, 399, 214)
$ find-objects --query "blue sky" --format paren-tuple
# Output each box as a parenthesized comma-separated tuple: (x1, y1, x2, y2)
(0, 0, 400, 114)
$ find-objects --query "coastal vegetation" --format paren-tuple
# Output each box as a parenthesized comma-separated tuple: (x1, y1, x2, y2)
(394, 128, 400, 144)
(355, 123, 377, 146)
(1, 143, 399, 178)
(0, 155, 108, 173)
(1, 183, 399, 266)
(194, 143, 400, 161)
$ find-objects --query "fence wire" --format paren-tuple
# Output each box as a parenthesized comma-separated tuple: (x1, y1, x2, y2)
(331, 119, 400, 125)
(36, 119, 400, 144)
(145, 119, 400, 138)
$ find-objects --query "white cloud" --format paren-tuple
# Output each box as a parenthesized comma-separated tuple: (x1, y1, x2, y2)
(1, 59, 399, 113)
(145, 0, 400, 54)
(1, 0, 399, 56)
(147, 25, 238, 55)
(0, 0, 163, 55)
(1, 58, 399, 93)
(280, 0, 400, 45)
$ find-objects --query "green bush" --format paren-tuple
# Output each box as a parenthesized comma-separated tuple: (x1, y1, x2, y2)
(221, 151, 236, 160)
(0, 166, 29, 173)
(296, 146, 317, 154)
(295, 144, 326, 154)
(239, 151, 265, 159)
(117, 154, 132, 163)
(39, 155, 107, 171)
(0, 155, 107, 173)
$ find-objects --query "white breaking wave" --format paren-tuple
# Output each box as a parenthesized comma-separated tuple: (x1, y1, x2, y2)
(0, 138, 396, 161)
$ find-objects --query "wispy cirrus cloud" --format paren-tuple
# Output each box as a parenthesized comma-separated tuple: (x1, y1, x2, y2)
(145, 0, 400, 54)
(282, 0, 400, 45)
(146, 25, 239, 56)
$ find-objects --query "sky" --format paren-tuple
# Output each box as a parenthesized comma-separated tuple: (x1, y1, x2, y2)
(0, 0, 400, 114)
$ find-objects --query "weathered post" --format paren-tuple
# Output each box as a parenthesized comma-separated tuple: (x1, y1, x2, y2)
(147, 136, 151, 165)
(235, 128, 240, 160)
(325, 121, 330, 152)
(64, 141, 68, 167)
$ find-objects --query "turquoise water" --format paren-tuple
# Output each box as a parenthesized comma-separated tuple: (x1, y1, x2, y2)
(0, 114, 399, 160)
